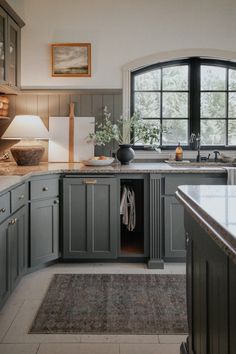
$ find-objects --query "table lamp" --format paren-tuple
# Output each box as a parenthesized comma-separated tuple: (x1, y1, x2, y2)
(1, 115, 50, 166)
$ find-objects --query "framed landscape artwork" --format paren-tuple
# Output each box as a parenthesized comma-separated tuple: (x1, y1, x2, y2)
(51, 43, 91, 77)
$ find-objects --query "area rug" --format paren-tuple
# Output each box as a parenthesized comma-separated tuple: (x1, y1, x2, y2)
(29, 274, 187, 334)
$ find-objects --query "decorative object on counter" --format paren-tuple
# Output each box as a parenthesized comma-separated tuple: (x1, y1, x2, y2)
(175, 142, 183, 161)
(83, 156, 114, 166)
(88, 106, 161, 165)
(0, 96, 9, 118)
(116, 144, 135, 165)
(189, 133, 197, 150)
(48, 116, 95, 162)
(220, 153, 236, 164)
(30, 273, 187, 334)
(1, 115, 50, 166)
(51, 43, 91, 77)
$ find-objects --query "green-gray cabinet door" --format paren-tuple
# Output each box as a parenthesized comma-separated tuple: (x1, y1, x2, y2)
(8, 206, 28, 290)
(0, 218, 10, 307)
(30, 198, 59, 267)
(164, 196, 186, 260)
(0, 206, 27, 309)
(63, 177, 118, 259)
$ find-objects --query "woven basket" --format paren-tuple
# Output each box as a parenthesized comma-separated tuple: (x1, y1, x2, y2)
(0, 96, 9, 117)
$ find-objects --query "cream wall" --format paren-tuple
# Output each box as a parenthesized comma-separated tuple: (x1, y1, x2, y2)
(7, 0, 236, 89)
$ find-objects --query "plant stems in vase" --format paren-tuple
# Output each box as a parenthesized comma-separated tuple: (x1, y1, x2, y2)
(87, 106, 161, 165)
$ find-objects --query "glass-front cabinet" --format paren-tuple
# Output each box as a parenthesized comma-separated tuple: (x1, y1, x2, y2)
(8, 17, 20, 88)
(0, 7, 7, 85)
(0, 5, 22, 92)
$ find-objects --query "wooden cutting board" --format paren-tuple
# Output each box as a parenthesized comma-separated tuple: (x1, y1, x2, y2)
(48, 116, 95, 162)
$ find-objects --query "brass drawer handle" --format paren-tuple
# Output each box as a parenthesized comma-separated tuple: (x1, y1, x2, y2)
(83, 179, 97, 185)
(0, 208, 6, 213)
(18, 194, 24, 200)
(42, 187, 49, 191)
(9, 219, 16, 225)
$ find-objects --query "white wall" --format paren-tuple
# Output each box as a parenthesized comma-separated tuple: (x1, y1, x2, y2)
(12, 0, 236, 88)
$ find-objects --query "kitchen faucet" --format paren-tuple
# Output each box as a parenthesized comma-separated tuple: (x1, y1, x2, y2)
(196, 133, 201, 162)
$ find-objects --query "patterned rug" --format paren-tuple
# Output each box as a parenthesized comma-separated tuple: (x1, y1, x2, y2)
(30, 274, 187, 334)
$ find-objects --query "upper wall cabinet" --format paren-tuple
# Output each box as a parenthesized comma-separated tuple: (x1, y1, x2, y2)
(0, 1, 24, 94)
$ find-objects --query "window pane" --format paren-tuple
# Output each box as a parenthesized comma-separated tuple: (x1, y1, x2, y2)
(228, 120, 236, 145)
(162, 119, 188, 145)
(134, 92, 160, 118)
(201, 92, 226, 118)
(201, 120, 226, 145)
(229, 93, 236, 118)
(229, 69, 236, 90)
(201, 66, 226, 90)
(134, 69, 161, 90)
(163, 92, 188, 118)
(162, 65, 188, 91)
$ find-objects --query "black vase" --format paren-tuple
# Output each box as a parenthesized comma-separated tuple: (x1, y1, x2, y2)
(116, 144, 135, 165)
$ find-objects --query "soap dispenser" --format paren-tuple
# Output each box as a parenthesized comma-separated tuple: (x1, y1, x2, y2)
(175, 142, 183, 161)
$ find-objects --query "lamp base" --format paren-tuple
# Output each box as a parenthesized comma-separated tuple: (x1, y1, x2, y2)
(11, 145, 45, 166)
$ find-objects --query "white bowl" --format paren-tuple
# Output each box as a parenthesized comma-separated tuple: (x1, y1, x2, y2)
(84, 158, 114, 166)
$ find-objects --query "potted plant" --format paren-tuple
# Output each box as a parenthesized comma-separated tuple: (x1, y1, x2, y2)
(88, 106, 161, 164)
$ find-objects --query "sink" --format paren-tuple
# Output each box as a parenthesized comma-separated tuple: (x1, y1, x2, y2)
(166, 161, 234, 167)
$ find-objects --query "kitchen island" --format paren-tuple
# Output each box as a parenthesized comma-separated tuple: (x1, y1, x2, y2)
(176, 185, 236, 354)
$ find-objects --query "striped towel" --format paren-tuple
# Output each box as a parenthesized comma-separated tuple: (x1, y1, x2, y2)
(225, 167, 236, 185)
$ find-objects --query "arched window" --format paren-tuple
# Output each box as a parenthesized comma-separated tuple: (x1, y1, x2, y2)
(131, 58, 236, 148)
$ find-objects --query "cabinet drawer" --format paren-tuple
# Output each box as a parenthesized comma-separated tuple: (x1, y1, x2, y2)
(30, 178, 59, 200)
(0, 192, 10, 223)
(11, 184, 26, 213)
(164, 174, 226, 195)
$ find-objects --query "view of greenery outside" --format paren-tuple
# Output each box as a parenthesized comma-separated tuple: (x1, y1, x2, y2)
(132, 62, 236, 147)
(134, 65, 189, 146)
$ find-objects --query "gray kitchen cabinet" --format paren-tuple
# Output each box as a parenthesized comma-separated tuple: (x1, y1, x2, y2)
(0, 3, 24, 93)
(182, 211, 232, 354)
(63, 176, 118, 259)
(30, 198, 59, 267)
(150, 173, 227, 267)
(164, 196, 186, 260)
(29, 176, 60, 268)
(0, 205, 27, 309)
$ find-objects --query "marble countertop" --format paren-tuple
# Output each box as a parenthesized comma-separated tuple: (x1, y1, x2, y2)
(176, 185, 236, 263)
(0, 161, 226, 196)
(0, 161, 227, 176)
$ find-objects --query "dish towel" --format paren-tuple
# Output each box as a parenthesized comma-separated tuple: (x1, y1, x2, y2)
(224, 167, 236, 185)
(120, 185, 136, 231)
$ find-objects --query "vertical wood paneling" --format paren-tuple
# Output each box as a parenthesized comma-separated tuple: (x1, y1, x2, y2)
(37, 95, 49, 129)
(26, 95, 37, 115)
(2, 90, 122, 160)
(80, 95, 92, 116)
(92, 95, 104, 156)
(15, 95, 27, 115)
(49, 95, 60, 116)
(59, 95, 70, 116)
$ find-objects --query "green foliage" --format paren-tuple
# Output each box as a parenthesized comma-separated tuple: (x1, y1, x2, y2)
(87, 107, 161, 146)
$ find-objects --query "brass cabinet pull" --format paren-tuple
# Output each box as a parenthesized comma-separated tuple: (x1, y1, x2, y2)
(42, 187, 49, 191)
(54, 200, 59, 204)
(9, 218, 17, 225)
(14, 218, 17, 224)
(83, 179, 97, 185)
(18, 194, 24, 200)
(0, 208, 6, 213)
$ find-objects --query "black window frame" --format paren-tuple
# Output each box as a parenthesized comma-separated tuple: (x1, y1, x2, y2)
(131, 57, 236, 150)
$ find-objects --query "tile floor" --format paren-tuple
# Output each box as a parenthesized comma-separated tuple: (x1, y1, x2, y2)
(0, 263, 187, 354)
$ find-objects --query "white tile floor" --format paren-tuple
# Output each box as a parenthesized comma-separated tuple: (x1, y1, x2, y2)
(0, 263, 187, 354)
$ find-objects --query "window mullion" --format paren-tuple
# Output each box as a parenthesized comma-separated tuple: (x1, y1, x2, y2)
(190, 58, 201, 136)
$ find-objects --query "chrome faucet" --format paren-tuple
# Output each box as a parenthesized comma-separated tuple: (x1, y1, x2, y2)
(196, 133, 201, 162)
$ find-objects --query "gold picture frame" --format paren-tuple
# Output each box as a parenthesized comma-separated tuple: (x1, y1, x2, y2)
(51, 43, 91, 77)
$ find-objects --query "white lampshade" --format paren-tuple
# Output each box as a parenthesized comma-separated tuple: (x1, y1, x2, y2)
(2, 115, 50, 140)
